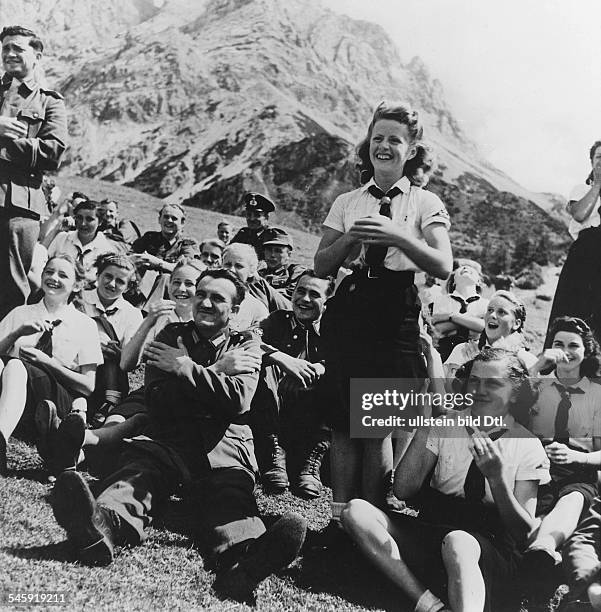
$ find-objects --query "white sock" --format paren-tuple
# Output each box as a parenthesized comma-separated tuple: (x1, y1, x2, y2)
(415, 589, 445, 612)
(330, 501, 346, 524)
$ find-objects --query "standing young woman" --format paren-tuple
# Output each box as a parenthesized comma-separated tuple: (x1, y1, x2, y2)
(315, 101, 452, 519)
(0, 255, 102, 473)
(546, 141, 601, 344)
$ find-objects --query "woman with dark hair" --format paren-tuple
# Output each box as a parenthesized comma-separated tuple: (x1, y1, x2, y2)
(315, 101, 452, 521)
(546, 141, 601, 344)
(47, 199, 121, 288)
(342, 348, 549, 612)
(522, 317, 601, 597)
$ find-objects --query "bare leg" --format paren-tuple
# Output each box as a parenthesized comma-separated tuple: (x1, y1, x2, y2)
(0, 360, 28, 440)
(529, 491, 585, 552)
(330, 431, 361, 503)
(441, 530, 485, 612)
(342, 498, 430, 604)
(362, 436, 393, 506)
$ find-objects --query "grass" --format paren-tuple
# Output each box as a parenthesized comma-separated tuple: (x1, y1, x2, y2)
(0, 177, 568, 610)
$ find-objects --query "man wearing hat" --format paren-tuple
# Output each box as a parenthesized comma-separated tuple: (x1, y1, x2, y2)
(230, 192, 275, 260)
(259, 228, 307, 300)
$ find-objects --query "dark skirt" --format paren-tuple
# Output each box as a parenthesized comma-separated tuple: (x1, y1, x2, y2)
(321, 270, 427, 432)
(546, 226, 601, 345)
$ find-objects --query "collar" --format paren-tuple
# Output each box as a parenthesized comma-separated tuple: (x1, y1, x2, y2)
(189, 324, 230, 350)
(70, 230, 109, 251)
(361, 175, 411, 196)
(290, 313, 320, 335)
(1, 73, 37, 94)
(85, 289, 126, 314)
(552, 374, 590, 393)
(450, 290, 481, 302)
(38, 299, 73, 320)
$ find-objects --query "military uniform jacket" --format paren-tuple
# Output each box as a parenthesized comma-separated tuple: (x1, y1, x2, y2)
(0, 75, 68, 218)
(230, 226, 270, 259)
(142, 322, 260, 477)
(259, 263, 307, 300)
(247, 276, 291, 312)
(260, 309, 322, 363)
(132, 231, 200, 263)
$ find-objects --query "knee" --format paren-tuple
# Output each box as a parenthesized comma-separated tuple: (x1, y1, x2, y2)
(3, 358, 27, 380)
(341, 498, 379, 536)
(441, 530, 481, 567)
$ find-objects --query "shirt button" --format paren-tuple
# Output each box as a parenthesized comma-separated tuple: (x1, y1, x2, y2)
(293, 334, 298, 339)
(33, 112, 39, 118)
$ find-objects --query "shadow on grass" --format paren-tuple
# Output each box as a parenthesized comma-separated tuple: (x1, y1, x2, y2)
(8, 466, 52, 483)
(2, 541, 72, 563)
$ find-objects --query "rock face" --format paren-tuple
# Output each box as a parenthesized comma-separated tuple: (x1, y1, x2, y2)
(3, 0, 569, 259)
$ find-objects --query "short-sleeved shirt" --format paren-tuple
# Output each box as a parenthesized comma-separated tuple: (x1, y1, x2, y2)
(568, 184, 600, 240)
(322, 176, 451, 272)
(79, 290, 144, 347)
(432, 291, 488, 341)
(230, 294, 268, 332)
(530, 376, 601, 452)
(426, 413, 550, 505)
(48, 230, 120, 285)
(445, 334, 537, 373)
(0, 300, 103, 370)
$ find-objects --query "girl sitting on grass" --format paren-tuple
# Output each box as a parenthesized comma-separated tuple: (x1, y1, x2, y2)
(0, 255, 102, 474)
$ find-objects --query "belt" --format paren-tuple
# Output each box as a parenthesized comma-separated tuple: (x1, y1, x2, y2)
(352, 267, 415, 284)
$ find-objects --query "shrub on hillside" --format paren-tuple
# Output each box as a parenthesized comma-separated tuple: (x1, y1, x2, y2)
(514, 263, 544, 290)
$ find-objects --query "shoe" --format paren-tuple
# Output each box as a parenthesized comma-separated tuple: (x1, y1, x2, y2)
(50, 470, 117, 566)
(0, 432, 7, 476)
(296, 440, 329, 499)
(34, 400, 60, 463)
(52, 413, 86, 474)
(213, 512, 307, 603)
(262, 435, 289, 492)
(88, 401, 115, 429)
(521, 546, 562, 603)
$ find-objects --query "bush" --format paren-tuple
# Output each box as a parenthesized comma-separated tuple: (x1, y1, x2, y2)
(514, 263, 544, 290)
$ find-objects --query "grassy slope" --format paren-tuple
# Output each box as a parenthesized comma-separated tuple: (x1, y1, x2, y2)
(0, 177, 562, 610)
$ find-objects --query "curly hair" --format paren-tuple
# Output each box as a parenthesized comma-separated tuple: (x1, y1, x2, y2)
(547, 316, 601, 378)
(356, 101, 423, 183)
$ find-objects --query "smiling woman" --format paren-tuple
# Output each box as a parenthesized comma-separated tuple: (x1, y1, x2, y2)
(314, 101, 453, 519)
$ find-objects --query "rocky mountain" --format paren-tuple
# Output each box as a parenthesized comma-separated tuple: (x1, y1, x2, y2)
(2, 0, 570, 268)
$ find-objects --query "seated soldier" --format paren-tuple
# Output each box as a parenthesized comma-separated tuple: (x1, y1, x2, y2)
(49, 269, 307, 605)
(258, 229, 307, 300)
(230, 193, 275, 261)
(129, 203, 199, 305)
(252, 271, 333, 498)
(97, 199, 141, 245)
(131, 203, 199, 275)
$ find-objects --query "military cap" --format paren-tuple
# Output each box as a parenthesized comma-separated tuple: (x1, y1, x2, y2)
(243, 192, 275, 214)
(262, 227, 293, 249)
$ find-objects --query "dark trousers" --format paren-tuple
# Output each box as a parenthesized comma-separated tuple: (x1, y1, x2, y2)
(563, 496, 601, 596)
(0, 215, 39, 321)
(250, 369, 330, 469)
(96, 443, 266, 559)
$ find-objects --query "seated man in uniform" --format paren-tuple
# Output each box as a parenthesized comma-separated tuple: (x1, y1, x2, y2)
(97, 199, 140, 245)
(131, 203, 199, 274)
(258, 228, 307, 300)
(49, 269, 307, 604)
(230, 193, 275, 261)
(252, 271, 333, 498)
